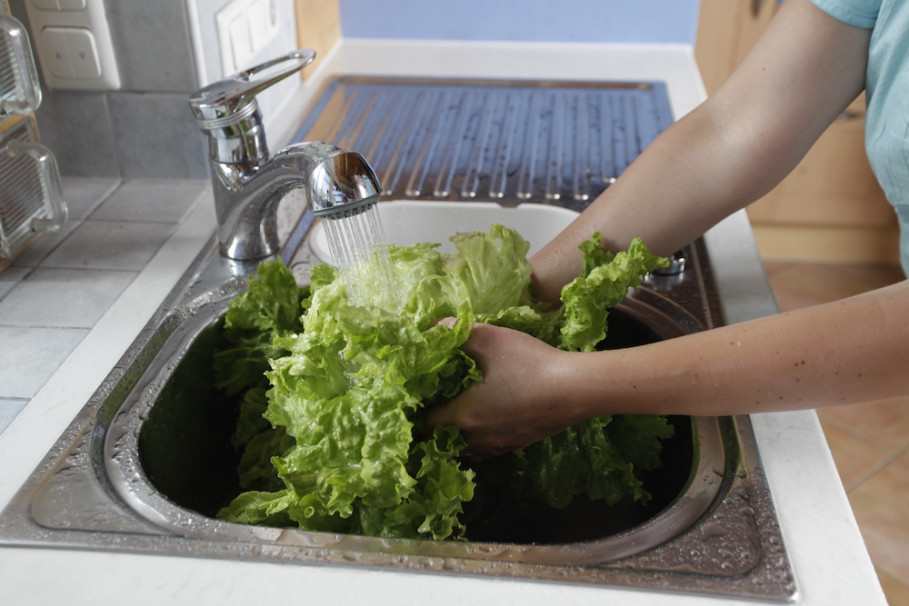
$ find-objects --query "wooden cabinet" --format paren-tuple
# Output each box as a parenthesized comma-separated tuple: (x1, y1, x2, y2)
(294, 0, 341, 79)
(695, 0, 900, 263)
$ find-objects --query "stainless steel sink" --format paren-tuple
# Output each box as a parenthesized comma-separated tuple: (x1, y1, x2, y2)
(0, 201, 796, 601)
(0, 77, 797, 602)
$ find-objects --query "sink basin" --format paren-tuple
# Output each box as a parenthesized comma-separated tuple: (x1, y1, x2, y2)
(0, 200, 796, 601)
(119, 294, 703, 558)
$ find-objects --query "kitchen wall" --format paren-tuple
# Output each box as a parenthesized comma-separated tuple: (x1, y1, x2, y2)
(11, 0, 700, 179)
(10, 0, 200, 178)
(8, 0, 297, 179)
(339, 0, 700, 44)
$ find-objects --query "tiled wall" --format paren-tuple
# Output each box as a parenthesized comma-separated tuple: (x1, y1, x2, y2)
(9, 0, 208, 178)
(8, 0, 299, 180)
(339, 0, 700, 44)
(9, 0, 700, 179)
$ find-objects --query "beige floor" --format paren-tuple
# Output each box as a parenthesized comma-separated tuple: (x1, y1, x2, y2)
(763, 261, 909, 606)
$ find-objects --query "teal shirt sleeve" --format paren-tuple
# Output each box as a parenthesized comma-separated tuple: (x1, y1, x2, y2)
(810, 0, 880, 28)
(811, 0, 909, 275)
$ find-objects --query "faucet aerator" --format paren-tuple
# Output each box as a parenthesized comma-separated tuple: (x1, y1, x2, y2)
(189, 50, 383, 261)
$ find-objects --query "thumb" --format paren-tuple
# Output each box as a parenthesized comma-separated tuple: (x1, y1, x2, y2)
(425, 399, 456, 429)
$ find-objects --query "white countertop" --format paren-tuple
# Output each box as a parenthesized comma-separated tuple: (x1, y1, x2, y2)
(0, 40, 886, 605)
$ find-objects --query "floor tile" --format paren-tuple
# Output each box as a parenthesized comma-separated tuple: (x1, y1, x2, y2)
(0, 326, 88, 398)
(0, 268, 136, 328)
(765, 259, 908, 599)
(40, 220, 176, 271)
(878, 569, 909, 606)
(819, 397, 909, 452)
(848, 448, 909, 584)
(816, 416, 891, 489)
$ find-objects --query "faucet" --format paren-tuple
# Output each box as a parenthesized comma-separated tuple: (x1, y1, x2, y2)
(188, 50, 382, 260)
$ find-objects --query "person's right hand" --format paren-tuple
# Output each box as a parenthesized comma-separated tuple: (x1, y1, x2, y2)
(426, 320, 585, 460)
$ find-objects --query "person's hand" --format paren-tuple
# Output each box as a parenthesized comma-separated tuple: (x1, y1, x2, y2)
(426, 320, 584, 459)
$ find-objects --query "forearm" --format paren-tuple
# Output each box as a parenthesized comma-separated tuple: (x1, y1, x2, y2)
(427, 282, 908, 455)
(530, 0, 871, 304)
(531, 110, 747, 302)
(561, 282, 909, 416)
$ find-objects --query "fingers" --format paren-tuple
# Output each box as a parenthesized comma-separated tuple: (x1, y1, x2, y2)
(427, 319, 527, 460)
(424, 391, 494, 460)
(435, 317, 491, 358)
(425, 317, 473, 431)
(460, 444, 511, 461)
(435, 316, 458, 329)
(424, 399, 454, 429)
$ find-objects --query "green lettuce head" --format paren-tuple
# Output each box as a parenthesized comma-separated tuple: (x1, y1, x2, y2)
(217, 224, 670, 539)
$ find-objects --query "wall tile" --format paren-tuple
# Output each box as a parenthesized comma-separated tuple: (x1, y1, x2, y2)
(33, 92, 120, 177)
(11, 0, 299, 179)
(0, 267, 29, 300)
(107, 92, 208, 179)
(59, 176, 121, 221)
(104, 0, 198, 92)
(10, 220, 78, 269)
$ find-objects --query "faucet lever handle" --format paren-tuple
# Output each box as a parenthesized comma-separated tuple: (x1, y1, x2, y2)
(189, 49, 316, 129)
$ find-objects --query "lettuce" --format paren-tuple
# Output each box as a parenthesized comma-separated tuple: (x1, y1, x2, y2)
(215, 225, 671, 539)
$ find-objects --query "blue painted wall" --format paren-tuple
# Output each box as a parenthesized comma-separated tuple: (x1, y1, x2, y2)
(339, 0, 701, 45)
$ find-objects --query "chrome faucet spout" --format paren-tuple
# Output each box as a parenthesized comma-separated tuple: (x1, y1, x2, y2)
(208, 141, 381, 259)
(189, 50, 382, 261)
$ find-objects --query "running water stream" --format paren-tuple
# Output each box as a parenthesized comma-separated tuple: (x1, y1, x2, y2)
(322, 205, 401, 310)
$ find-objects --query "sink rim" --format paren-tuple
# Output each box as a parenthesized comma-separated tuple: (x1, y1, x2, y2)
(102, 289, 730, 568)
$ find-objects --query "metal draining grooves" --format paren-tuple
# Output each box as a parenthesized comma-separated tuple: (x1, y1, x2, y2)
(292, 77, 673, 211)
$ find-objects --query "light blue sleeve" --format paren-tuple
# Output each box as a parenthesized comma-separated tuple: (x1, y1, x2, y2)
(810, 0, 880, 28)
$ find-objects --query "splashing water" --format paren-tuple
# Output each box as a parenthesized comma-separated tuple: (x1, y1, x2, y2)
(322, 204, 401, 310)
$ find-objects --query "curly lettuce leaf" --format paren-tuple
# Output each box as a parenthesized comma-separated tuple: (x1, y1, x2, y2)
(216, 224, 671, 538)
(557, 235, 669, 351)
(213, 260, 307, 396)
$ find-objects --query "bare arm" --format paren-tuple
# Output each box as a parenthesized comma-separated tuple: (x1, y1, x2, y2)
(532, 0, 871, 302)
(427, 1, 909, 458)
(430, 282, 909, 459)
